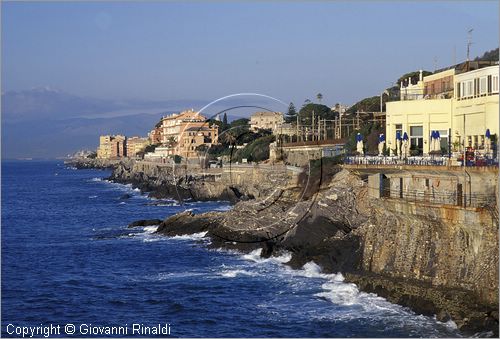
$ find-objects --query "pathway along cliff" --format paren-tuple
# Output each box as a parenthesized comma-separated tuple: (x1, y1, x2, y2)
(69, 158, 499, 336)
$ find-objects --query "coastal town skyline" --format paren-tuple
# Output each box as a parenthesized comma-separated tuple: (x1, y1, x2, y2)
(2, 1, 499, 158)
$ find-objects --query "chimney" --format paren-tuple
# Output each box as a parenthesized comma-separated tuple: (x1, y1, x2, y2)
(419, 70, 423, 81)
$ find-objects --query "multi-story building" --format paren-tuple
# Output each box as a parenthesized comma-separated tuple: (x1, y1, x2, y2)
(126, 136, 150, 158)
(249, 111, 284, 131)
(148, 123, 163, 144)
(453, 65, 499, 150)
(179, 126, 218, 158)
(386, 61, 499, 156)
(161, 109, 206, 144)
(145, 109, 218, 160)
(97, 135, 126, 159)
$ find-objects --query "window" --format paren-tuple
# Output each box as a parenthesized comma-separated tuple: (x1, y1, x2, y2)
(480, 77, 488, 95)
(466, 80, 473, 97)
(473, 135, 478, 149)
(438, 130, 449, 153)
(410, 126, 423, 155)
(492, 75, 499, 93)
(395, 124, 403, 139)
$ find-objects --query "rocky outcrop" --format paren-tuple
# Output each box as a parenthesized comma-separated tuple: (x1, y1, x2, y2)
(107, 160, 302, 203)
(127, 219, 163, 228)
(74, 157, 498, 334)
(65, 158, 120, 169)
(151, 168, 499, 336)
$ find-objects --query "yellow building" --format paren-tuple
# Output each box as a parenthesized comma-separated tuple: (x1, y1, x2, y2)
(126, 136, 150, 158)
(249, 111, 284, 131)
(453, 65, 499, 150)
(386, 62, 499, 156)
(97, 135, 126, 159)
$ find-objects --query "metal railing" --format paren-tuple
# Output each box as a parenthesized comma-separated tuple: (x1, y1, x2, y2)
(344, 155, 498, 167)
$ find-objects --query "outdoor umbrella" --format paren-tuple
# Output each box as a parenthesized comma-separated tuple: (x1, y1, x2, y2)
(402, 132, 409, 158)
(430, 131, 436, 153)
(378, 134, 385, 156)
(396, 131, 402, 158)
(485, 129, 491, 158)
(356, 133, 364, 156)
(435, 130, 441, 152)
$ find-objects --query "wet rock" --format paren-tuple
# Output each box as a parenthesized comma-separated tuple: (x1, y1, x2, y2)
(127, 219, 163, 228)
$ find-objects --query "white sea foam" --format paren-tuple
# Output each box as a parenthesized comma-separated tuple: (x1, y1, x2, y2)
(220, 269, 259, 278)
(213, 205, 233, 212)
(150, 202, 180, 207)
(170, 231, 208, 240)
(119, 202, 126, 205)
(241, 248, 292, 264)
(89, 177, 102, 182)
(143, 226, 159, 233)
(88, 195, 98, 199)
(296, 261, 345, 281)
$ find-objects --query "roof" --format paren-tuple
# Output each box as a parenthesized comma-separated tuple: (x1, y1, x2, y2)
(434, 60, 499, 75)
(251, 111, 283, 117)
(184, 126, 215, 132)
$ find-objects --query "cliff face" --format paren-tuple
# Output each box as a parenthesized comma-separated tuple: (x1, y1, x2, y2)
(348, 197, 498, 332)
(361, 200, 498, 305)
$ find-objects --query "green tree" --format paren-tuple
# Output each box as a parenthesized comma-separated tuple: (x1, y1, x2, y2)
(316, 93, 323, 103)
(285, 102, 297, 123)
(299, 103, 337, 125)
(232, 135, 276, 163)
(223, 112, 228, 125)
(396, 70, 433, 86)
(474, 48, 499, 62)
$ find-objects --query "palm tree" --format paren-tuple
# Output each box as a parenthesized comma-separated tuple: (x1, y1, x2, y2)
(316, 93, 323, 103)
(221, 132, 236, 146)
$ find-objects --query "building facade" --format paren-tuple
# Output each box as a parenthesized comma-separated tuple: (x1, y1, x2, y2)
(453, 65, 499, 150)
(145, 109, 218, 160)
(148, 124, 163, 144)
(178, 126, 218, 159)
(386, 62, 499, 156)
(249, 111, 284, 131)
(97, 135, 127, 159)
(126, 137, 150, 158)
(161, 109, 206, 144)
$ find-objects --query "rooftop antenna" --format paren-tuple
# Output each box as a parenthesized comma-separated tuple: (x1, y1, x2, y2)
(433, 56, 438, 71)
(466, 28, 474, 62)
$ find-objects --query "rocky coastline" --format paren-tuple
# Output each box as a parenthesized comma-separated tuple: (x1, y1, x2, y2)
(70, 158, 499, 336)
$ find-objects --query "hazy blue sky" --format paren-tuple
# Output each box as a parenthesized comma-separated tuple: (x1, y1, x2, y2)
(2, 1, 499, 106)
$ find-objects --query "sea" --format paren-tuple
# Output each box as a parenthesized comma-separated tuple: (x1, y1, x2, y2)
(1, 160, 463, 338)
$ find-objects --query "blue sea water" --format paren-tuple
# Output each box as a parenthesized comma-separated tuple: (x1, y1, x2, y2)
(2, 160, 463, 338)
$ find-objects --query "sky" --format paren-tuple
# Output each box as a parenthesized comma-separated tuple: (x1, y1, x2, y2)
(1, 1, 499, 158)
(2, 1, 499, 106)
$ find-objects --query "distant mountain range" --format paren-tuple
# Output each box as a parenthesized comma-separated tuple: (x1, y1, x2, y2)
(2, 88, 283, 158)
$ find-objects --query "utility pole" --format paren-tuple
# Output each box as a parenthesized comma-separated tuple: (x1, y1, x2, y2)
(312, 110, 315, 141)
(296, 114, 299, 142)
(317, 117, 321, 141)
(339, 113, 342, 139)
